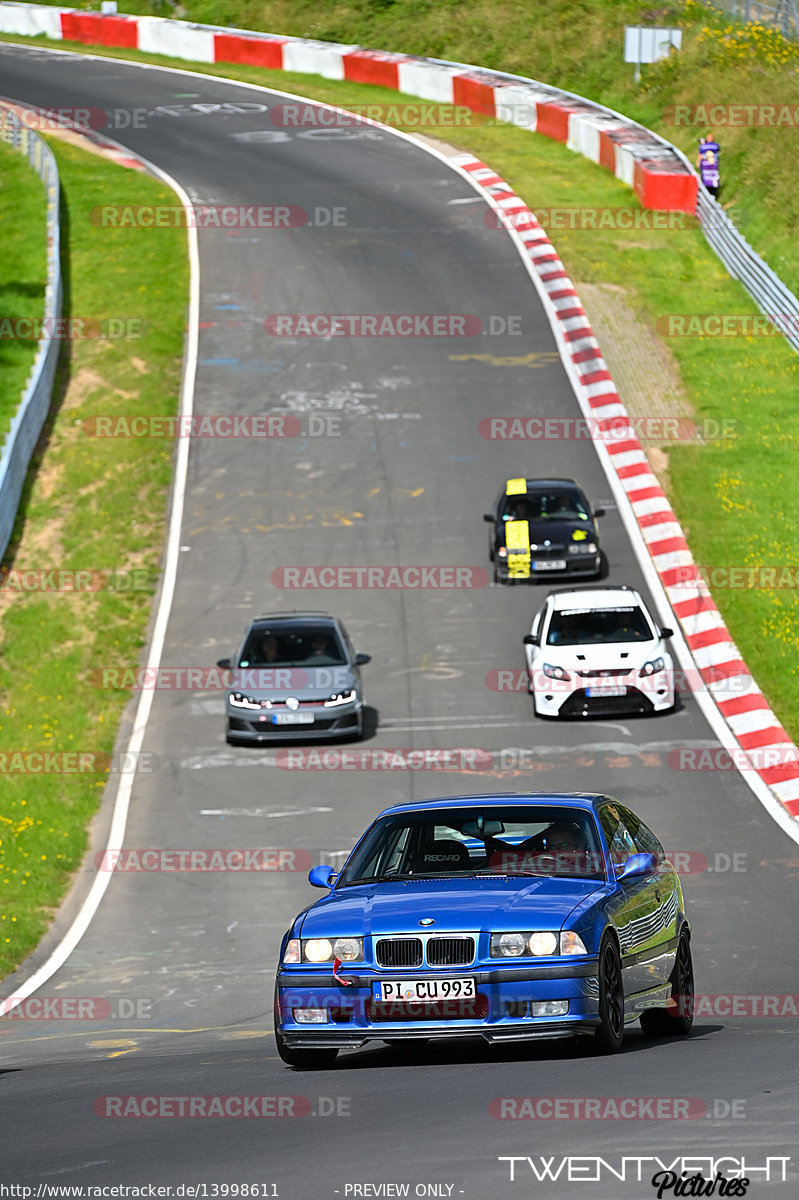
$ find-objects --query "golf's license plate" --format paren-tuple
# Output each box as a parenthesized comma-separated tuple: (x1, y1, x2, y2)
(531, 559, 567, 571)
(272, 712, 315, 725)
(374, 978, 476, 1002)
(586, 685, 626, 697)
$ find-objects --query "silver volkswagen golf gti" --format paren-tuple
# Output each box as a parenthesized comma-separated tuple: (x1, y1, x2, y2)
(217, 612, 370, 745)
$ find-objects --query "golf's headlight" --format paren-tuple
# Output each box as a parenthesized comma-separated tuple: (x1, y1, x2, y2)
(301, 937, 364, 963)
(568, 542, 597, 554)
(639, 656, 665, 677)
(498, 546, 508, 558)
(229, 692, 263, 710)
(323, 690, 356, 707)
(560, 930, 588, 955)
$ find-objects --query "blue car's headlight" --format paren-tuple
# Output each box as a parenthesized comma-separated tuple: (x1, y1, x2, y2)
(283, 937, 364, 964)
(568, 542, 597, 554)
(490, 931, 587, 957)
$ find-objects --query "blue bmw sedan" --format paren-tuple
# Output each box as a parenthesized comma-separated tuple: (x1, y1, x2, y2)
(274, 793, 693, 1067)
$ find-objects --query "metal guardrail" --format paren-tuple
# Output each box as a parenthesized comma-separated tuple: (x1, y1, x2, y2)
(662, 137, 799, 354)
(0, 104, 62, 562)
(707, 0, 799, 40)
(427, 55, 799, 355)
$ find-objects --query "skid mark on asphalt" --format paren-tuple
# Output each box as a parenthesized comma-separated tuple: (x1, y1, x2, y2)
(449, 351, 560, 367)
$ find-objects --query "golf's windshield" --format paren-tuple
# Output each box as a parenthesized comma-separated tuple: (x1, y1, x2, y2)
(240, 625, 347, 668)
(338, 806, 605, 884)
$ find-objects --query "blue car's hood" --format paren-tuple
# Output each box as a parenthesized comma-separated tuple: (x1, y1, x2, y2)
(299, 876, 605, 937)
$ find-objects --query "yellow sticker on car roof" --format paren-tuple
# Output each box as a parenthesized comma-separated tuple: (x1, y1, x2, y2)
(505, 477, 527, 496)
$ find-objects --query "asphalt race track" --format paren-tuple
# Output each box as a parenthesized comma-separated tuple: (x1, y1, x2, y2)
(1, 40, 798, 1200)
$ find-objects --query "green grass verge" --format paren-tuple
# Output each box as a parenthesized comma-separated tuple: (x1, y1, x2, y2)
(0, 139, 186, 978)
(0, 135, 47, 438)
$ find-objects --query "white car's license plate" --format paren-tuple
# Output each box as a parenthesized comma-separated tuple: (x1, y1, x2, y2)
(374, 978, 476, 1002)
(272, 712, 315, 725)
(586, 685, 626, 697)
(531, 559, 567, 571)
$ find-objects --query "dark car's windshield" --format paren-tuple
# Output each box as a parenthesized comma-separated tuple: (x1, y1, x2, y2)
(240, 625, 347, 668)
(546, 605, 653, 647)
(501, 489, 589, 523)
(338, 806, 606, 884)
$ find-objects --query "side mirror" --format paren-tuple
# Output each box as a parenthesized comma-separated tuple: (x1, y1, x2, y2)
(354, 652, 371, 666)
(483, 513, 495, 522)
(308, 864, 336, 889)
(617, 852, 656, 881)
(593, 507, 605, 518)
(523, 633, 539, 646)
(216, 657, 232, 670)
(660, 627, 674, 639)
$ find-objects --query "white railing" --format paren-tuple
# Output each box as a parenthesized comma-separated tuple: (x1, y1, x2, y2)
(0, 104, 62, 561)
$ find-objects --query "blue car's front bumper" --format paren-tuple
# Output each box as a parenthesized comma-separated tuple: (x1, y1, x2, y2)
(275, 960, 601, 1048)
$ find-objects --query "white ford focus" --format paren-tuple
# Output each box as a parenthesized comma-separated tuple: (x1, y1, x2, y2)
(523, 586, 675, 718)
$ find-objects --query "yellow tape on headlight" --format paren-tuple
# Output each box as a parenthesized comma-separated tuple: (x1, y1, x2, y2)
(505, 477, 527, 496)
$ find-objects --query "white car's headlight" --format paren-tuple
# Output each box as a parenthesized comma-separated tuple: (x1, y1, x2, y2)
(323, 690, 356, 707)
(542, 663, 571, 681)
(639, 656, 665, 677)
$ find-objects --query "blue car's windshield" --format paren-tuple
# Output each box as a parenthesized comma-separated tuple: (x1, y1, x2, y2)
(338, 806, 606, 884)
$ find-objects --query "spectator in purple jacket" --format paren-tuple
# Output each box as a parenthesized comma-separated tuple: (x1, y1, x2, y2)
(696, 136, 720, 199)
